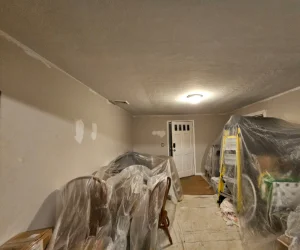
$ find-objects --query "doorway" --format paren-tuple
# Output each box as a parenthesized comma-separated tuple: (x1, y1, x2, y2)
(167, 120, 196, 178)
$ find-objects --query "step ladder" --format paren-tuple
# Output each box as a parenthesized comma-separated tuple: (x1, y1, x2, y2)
(217, 128, 243, 213)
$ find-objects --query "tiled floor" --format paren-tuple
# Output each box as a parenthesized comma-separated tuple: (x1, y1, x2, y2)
(159, 195, 243, 250)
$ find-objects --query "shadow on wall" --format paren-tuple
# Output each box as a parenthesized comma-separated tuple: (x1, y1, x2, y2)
(27, 190, 61, 231)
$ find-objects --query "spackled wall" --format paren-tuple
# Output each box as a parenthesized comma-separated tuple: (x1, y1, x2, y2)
(132, 115, 229, 173)
(0, 35, 132, 244)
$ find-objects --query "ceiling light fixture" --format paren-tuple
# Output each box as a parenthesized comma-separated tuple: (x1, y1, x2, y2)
(186, 94, 203, 104)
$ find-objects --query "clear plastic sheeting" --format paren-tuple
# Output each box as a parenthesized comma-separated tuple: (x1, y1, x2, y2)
(218, 115, 300, 247)
(105, 165, 168, 250)
(286, 205, 300, 250)
(96, 152, 183, 202)
(290, 238, 300, 250)
(48, 152, 181, 250)
(205, 135, 222, 184)
(47, 176, 113, 250)
(211, 177, 220, 193)
(286, 205, 300, 237)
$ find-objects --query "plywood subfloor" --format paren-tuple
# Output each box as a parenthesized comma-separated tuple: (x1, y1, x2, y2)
(180, 176, 215, 195)
(159, 195, 243, 250)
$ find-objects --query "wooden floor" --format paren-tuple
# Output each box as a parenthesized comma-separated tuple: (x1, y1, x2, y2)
(180, 175, 215, 195)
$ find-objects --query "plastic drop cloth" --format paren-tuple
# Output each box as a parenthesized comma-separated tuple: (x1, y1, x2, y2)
(104, 165, 168, 250)
(205, 134, 222, 183)
(96, 152, 183, 202)
(48, 155, 177, 250)
(286, 205, 300, 250)
(47, 176, 113, 250)
(218, 115, 300, 246)
(48, 176, 111, 249)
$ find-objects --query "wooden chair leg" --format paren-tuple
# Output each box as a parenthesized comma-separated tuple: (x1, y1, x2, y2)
(162, 226, 173, 245)
(159, 177, 173, 245)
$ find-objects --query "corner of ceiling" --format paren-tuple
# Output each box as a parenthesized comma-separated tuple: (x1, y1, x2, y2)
(231, 86, 300, 114)
(0, 29, 120, 109)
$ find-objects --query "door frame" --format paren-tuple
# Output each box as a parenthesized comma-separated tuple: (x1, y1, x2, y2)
(166, 120, 197, 176)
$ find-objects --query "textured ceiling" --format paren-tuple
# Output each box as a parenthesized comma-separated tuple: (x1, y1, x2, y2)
(1, 0, 300, 115)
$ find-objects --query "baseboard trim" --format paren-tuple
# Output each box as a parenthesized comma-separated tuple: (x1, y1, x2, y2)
(195, 172, 204, 176)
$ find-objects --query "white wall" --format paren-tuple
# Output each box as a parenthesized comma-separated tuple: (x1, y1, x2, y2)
(235, 87, 300, 124)
(0, 35, 132, 244)
(132, 115, 229, 173)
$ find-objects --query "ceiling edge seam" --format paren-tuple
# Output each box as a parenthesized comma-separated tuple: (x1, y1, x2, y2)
(232, 85, 300, 114)
(0, 29, 134, 118)
(133, 113, 229, 118)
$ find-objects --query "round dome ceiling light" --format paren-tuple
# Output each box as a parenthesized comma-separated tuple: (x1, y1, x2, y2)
(186, 94, 203, 104)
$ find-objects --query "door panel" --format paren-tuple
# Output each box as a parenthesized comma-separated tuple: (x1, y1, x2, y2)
(183, 132, 191, 149)
(173, 155, 182, 172)
(171, 121, 195, 178)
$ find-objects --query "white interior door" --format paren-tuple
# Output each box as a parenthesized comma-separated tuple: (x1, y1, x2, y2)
(171, 121, 195, 178)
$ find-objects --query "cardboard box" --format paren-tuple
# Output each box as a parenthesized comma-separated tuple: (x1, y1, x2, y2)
(256, 155, 280, 173)
(0, 228, 52, 250)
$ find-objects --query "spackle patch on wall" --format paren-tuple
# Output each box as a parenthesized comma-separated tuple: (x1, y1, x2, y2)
(152, 131, 166, 138)
(74, 120, 84, 144)
(91, 123, 97, 140)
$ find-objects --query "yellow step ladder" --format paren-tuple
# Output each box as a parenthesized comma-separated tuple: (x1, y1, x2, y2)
(217, 128, 243, 213)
